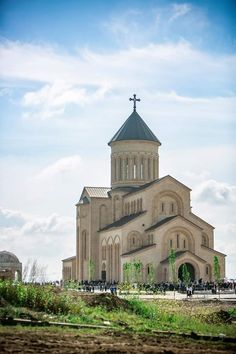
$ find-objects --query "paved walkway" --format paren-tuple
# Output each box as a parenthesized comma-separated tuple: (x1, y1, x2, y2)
(118, 291, 236, 301)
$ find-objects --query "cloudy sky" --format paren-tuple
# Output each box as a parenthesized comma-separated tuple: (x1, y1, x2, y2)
(0, 0, 235, 280)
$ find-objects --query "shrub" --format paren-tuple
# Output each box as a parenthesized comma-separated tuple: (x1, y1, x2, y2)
(0, 281, 72, 315)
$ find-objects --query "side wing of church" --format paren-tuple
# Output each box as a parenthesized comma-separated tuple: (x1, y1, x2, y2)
(63, 96, 226, 283)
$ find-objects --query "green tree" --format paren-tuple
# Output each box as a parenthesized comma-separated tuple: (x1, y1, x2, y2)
(123, 262, 133, 283)
(88, 259, 95, 280)
(168, 248, 177, 284)
(182, 263, 191, 287)
(213, 256, 220, 283)
(168, 248, 177, 299)
(133, 260, 143, 283)
(147, 263, 155, 284)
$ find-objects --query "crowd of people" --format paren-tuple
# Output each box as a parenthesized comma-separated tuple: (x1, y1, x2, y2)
(63, 279, 236, 296)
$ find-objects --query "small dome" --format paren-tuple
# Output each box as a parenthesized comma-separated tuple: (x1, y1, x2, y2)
(0, 251, 20, 263)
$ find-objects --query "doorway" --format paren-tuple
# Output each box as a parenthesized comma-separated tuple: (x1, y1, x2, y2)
(178, 263, 195, 282)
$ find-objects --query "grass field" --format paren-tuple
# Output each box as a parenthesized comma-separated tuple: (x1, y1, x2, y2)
(0, 281, 235, 337)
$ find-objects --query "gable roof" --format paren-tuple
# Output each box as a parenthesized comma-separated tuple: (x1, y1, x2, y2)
(201, 245, 226, 257)
(190, 212, 214, 229)
(62, 256, 76, 262)
(160, 250, 207, 264)
(121, 243, 156, 257)
(145, 215, 177, 231)
(99, 211, 146, 232)
(124, 175, 191, 198)
(77, 186, 110, 204)
(108, 110, 161, 146)
(145, 215, 203, 232)
(84, 187, 110, 198)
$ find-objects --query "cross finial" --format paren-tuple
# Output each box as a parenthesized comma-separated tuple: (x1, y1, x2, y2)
(129, 94, 140, 112)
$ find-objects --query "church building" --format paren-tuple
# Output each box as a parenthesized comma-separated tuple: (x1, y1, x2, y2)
(62, 95, 225, 283)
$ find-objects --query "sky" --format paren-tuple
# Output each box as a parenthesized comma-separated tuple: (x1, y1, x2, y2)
(0, 0, 235, 280)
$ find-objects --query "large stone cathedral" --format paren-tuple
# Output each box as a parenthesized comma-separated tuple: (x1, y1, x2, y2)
(62, 96, 225, 283)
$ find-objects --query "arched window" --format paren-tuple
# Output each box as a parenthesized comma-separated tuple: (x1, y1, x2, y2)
(126, 158, 129, 179)
(177, 234, 179, 248)
(134, 200, 136, 213)
(82, 230, 88, 260)
(137, 199, 140, 212)
(140, 198, 143, 211)
(101, 239, 106, 261)
(140, 158, 144, 179)
(114, 236, 120, 281)
(119, 158, 122, 180)
(133, 158, 137, 179)
(113, 196, 121, 221)
(131, 201, 134, 214)
(148, 158, 151, 179)
(202, 234, 208, 247)
(128, 232, 141, 251)
(161, 202, 165, 213)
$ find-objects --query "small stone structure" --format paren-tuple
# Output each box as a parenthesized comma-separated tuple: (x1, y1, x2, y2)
(0, 251, 22, 281)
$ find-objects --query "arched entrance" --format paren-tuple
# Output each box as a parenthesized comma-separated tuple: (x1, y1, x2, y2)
(101, 263, 106, 281)
(178, 263, 195, 282)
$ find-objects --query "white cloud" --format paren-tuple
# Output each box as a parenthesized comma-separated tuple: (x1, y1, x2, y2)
(214, 223, 236, 278)
(22, 82, 110, 119)
(0, 40, 235, 119)
(0, 207, 27, 228)
(0, 206, 74, 280)
(169, 4, 191, 22)
(192, 179, 236, 204)
(36, 155, 82, 180)
(0, 40, 235, 90)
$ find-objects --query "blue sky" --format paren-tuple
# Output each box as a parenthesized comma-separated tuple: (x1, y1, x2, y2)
(0, 0, 235, 280)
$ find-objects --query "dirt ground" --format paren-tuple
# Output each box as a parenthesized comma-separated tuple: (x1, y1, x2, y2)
(0, 328, 236, 354)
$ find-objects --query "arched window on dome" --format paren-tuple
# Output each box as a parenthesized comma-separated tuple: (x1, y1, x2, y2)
(148, 158, 151, 179)
(134, 158, 137, 179)
(126, 158, 129, 179)
(140, 158, 144, 179)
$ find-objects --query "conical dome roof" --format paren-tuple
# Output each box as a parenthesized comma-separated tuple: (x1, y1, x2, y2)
(108, 111, 161, 146)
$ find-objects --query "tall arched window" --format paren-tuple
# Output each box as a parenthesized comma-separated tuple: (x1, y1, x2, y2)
(137, 199, 140, 212)
(133, 158, 137, 179)
(134, 200, 136, 213)
(101, 239, 107, 260)
(82, 230, 88, 260)
(140, 198, 143, 211)
(126, 158, 129, 179)
(140, 158, 144, 179)
(148, 158, 151, 179)
(177, 234, 179, 248)
(114, 236, 120, 281)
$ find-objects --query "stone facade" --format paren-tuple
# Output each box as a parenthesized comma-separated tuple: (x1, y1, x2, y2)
(62, 256, 76, 281)
(0, 251, 22, 281)
(63, 105, 226, 283)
